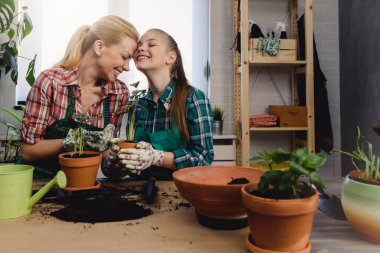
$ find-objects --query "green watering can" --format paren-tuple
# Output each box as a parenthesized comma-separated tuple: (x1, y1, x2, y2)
(0, 165, 67, 219)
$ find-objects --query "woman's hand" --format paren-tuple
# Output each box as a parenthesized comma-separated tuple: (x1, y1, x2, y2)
(118, 141, 164, 174)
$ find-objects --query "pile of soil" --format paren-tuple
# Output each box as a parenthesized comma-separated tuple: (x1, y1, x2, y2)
(228, 177, 249, 185)
(41, 185, 153, 223)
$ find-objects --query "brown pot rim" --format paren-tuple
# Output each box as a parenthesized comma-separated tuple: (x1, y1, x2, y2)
(348, 170, 380, 186)
(241, 183, 318, 216)
(59, 151, 102, 160)
(173, 166, 264, 189)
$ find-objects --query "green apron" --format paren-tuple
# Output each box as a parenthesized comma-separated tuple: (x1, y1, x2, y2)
(17, 86, 110, 179)
(133, 119, 186, 180)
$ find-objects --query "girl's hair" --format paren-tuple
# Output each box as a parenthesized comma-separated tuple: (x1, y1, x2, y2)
(56, 15, 139, 69)
(148, 29, 191, 142)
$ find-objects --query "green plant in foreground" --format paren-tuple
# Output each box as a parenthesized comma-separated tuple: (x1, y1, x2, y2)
(251, 147, 327, 198)
(71, 114, 100, 156)
(125, 81, 147, 141)
(212, 106, 224, 121)
(335, 127, 380, 181)
(0, 107, 22, 162)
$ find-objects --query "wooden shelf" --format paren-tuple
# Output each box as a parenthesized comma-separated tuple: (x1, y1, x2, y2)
(250, 127, 308, 132)
(249, 60, 307, 66)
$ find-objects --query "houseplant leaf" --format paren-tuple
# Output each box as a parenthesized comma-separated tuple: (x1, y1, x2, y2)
(0, 107, 22, 123)
(25, 54, 36, 85)
(0, 0, 15, 33)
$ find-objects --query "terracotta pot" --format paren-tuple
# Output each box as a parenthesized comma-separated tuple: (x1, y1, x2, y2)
(173, 166, 263, 229)
(58, 151, 102, 189)
(117, 141, 137, 149)
(342, 170, 380, 243)
(241, 183, 318, 252)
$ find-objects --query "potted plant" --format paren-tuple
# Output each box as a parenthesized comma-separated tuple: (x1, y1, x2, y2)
(242, 147, 326, 253)
(212, 105, 224, 135)
(117, 81, 147, 149)
(337, 127, 380, 243)
(58, 114, 103, 190)
(0, 107, 22, 163)
(0, 0, 36, 85)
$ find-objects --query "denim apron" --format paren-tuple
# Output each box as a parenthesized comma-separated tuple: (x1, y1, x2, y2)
(133, 119, 186, 180)
(17, 86, 110, 179)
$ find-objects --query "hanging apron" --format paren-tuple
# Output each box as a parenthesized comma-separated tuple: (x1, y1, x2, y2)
(133, 119, 187, 180)
(17, 86, 110, 179)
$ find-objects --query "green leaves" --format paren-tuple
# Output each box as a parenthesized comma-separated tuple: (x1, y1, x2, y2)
(126, 82, 146, 140)
(0, 0, 36, 86)
(253, 147, 327, 198)
(212, 106, 224, 121)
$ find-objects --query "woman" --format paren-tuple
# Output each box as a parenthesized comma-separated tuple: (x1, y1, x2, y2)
(104, 29, 214, 180)
(19, 15, 139, 178)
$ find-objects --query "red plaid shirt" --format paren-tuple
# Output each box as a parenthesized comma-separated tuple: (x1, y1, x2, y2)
(21, 67, 129, 144)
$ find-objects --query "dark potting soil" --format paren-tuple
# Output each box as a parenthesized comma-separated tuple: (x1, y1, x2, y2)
(62, 153, 99, 158)
(250, 188, 313, 199)
(227, 177, 249, 184)
(44, 186, 153, 223)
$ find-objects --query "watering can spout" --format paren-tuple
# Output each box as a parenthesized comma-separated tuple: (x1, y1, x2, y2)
(28, 171, 67, 209)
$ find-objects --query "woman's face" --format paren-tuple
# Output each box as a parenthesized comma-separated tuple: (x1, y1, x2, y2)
(97, 35, 137, 82)
(133, 30, 173, 72)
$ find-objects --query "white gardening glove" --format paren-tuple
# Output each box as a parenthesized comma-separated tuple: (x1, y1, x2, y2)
(63, 124, 115, 152)
(118, 141, 164, 175)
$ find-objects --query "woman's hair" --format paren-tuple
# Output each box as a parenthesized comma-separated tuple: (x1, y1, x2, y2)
(148, 29, 191, 142)
(56, 15, 139, 69)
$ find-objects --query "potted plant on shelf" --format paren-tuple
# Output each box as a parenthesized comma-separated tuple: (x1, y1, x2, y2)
(212, 105, 224, 135)
(0, 0, 36, 85)
(242, 147, 326, 253)
(337, 127, 380, 243)
(117, 81, 147, 149)
(58, 114, 104, 190)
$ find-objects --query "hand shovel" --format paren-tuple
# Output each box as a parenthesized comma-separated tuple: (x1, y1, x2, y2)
(312, 185, 347, 221)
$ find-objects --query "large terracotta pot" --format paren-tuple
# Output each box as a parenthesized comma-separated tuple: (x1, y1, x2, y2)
(173, 166, 263, 230)
(241, 183, 318, 252)
(58, 151, 102, 190)
(342, 170, 380, 244)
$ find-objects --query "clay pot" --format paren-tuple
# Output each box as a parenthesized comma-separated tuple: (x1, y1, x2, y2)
(173, 166, 263, 229)
(245, 234, 311, 253)
(58, 151, 102, 189)
(342, 170, 380, 243)
(241, 183, 318, 252)
(117, 140, 137, 149)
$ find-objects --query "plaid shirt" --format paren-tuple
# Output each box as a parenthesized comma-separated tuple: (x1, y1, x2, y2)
(135, 81, 214, 169)
(21, 67, 128, 144)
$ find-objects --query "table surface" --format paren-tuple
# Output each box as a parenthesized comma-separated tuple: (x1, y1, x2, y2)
(0, 178, 379, 253)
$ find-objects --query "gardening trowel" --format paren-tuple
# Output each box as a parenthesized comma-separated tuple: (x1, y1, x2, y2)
(312, 185, 347, 221)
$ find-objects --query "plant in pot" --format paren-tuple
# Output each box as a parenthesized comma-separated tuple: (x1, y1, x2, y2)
(242, 147, 326, 253)
(211, 105, 224, 135)
(0, 107, 22, 163)
(337, 127, 380, 243)
(58, 114, 103, 190)
(117, 81, 147, 149)
(0, 0, 36, 85)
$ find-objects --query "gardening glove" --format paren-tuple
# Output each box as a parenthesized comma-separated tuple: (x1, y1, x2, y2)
(63, 124, 115, 152)
(118, 141, 164, 175)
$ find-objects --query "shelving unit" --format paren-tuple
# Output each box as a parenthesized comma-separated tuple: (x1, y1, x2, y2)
(233, 0, 314, 167)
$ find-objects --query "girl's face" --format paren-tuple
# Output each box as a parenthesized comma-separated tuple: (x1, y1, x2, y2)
(133, 30, 175, 72)
(96, 35, 137, 82)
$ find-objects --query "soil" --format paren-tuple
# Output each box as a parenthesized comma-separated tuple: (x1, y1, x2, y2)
(250, 187, 314, 199)
(35, 181, 192, 224)
(227, 177, 249, 184)
(349, 170, 380, 186)
(62, 153, 99, 158)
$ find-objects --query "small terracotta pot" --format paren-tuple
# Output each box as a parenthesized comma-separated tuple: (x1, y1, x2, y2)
(245, 234, 311, 253)
(241, 183, 318, 252)
(58, 151, 102, 189)
(117, 140, 137, 149)
(342, 170, 380, 243)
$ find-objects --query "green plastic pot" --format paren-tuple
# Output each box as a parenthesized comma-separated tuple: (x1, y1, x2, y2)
(0, 165, 67, 219)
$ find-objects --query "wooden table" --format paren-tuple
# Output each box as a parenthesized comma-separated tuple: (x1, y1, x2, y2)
(0, 178, 379, 253)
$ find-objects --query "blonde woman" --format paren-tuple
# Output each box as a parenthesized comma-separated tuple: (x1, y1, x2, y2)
(19, 16, 138, 178)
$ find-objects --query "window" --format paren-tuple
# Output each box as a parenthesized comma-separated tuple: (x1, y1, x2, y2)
(16, 0, 209, 102)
